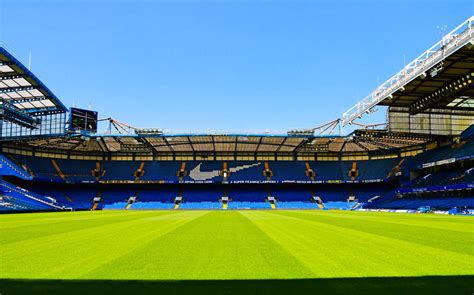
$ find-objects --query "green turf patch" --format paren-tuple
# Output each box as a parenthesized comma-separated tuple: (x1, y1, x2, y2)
(0, 210, 473, 293)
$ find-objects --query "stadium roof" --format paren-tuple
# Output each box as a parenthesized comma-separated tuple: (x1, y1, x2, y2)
(342, 16, 474, 125)
(377, 47, 474, 110)
(0, 47, 67, 116)
(4, 130, 441, 155)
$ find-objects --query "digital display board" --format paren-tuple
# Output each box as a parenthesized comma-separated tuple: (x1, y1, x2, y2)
(70, 107, 98, 133)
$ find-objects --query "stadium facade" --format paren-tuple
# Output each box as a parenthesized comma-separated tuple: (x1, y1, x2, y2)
(0, 17, 473, 213)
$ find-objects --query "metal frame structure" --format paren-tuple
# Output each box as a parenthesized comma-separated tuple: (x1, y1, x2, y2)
(0, 47, 68, 140)
(0, 47, 67, 114)
(0, 129, 444, 163)
(342, 16, 474, 126)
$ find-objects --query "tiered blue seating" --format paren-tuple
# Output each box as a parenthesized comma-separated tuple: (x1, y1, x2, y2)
(10, 156, 403, 184)
(396, 166, 474, 195)
(139, 161, 183, 181)
(0, 180, 65, 211)
(179, 202, 222, 209)
(103, 201, 128, 209)
(266, 162, 306, 181)
(132, 202, 174, 209)
(9, 178, 391, 211)
(12, 155, 61, 181)
(102, 161, 136, 181)
(0, 154, 32, 180)
(227, 202, 271, 209)
(276, 202, 317, 209)
(323, 201, 358, 210)
(0, 195, 45, 211)
(373, 197, 474, 210)
(402, 137, 474, 173)
(55, 159, 97, 182)
(4, 129, 471, 212)
(357, 159, 400, 181)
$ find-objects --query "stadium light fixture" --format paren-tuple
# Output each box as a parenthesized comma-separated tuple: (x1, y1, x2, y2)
(365, 108, 376, 114)
(287, 129, 314, 136)
(135, 128, 163, 136)
(430, 64, 443, 77)
(409, 73, 473, 114)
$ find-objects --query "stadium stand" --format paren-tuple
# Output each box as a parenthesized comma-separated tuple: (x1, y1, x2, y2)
(0, 18, 473, 213)
(7, 156, 401, 184)
(0, 179, 68, 211)
(0, 154, 32, 180)
(1, 133, 472, 212)
(365, 134, 474, 210)
(7, 181, 392, 211)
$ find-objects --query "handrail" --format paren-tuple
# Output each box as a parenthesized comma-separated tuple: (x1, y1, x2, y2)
(0, 154, 31, 179)
(0, 179, 67, 210)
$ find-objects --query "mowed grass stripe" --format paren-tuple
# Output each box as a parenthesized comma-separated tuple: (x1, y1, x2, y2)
(79, 211, 315, 280)
(241, 210, 474, 278)
(0, 210, 208, 279)
(294, 210, 473, 233)
(1, 210, 473, 282)
(0, 210, 161, 230)
(0, 210, 178, 245)
(273, 210, 474, 256)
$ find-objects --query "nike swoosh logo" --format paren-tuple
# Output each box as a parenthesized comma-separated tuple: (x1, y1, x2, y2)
(228, 163, 261, 173)
(189, 163, 262, 181)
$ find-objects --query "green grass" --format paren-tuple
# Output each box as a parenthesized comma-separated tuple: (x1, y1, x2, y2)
(1, 210, 473, 294)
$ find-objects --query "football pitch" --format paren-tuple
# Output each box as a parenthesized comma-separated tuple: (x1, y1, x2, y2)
(1, 210, 473, 294)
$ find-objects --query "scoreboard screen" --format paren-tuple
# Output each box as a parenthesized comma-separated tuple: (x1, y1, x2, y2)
(70, 108, 98, 133)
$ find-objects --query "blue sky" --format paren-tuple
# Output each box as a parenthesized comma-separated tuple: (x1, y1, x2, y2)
(0, 0, 472, 134)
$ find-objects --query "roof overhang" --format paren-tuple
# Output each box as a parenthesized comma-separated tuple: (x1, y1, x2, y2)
(0, 47, 67, 116)
(1, 130, 445, 154)
(342, 16, 474, 125)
